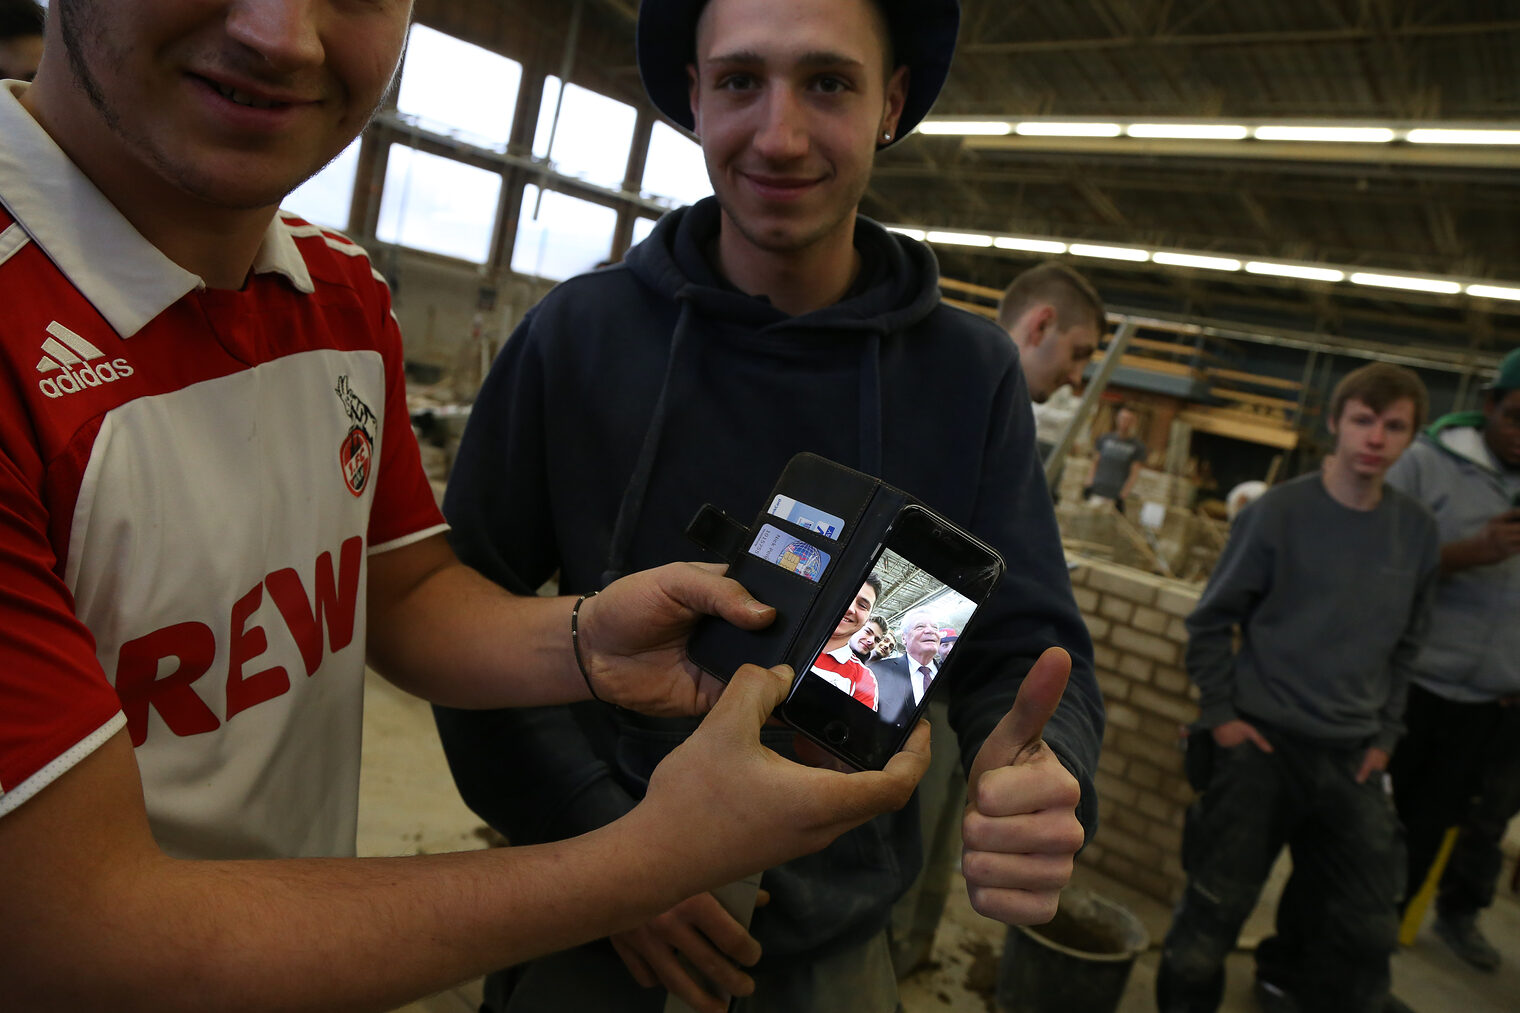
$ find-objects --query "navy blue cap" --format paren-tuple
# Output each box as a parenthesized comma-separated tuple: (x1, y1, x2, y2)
(636, 0, 960, 147)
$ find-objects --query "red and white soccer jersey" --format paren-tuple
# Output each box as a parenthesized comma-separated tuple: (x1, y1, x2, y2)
(0, 83, 447, 858)
(810, 646, 880, 711)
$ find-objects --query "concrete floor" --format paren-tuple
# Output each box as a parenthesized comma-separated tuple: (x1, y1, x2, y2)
(358, 671, 1520, 1013)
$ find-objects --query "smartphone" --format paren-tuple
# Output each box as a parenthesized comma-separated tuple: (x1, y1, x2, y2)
(777, 504, 1004, 770)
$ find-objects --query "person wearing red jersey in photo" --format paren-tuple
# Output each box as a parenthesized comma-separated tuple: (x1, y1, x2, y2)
(0, 3, 933, 1010)
(810, 575, 884, 711)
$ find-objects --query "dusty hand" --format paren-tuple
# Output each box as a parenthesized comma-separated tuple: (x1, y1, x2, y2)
(610, 892, 761, 1013)
(962, 647, 1085, 925)
(630, 664, 930, 895)
(577, 562, 774, 716)
(1211, 718, 1274, 753)
(1355, 746, 1390, 784)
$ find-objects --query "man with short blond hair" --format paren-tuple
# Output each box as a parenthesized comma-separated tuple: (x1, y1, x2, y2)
(997, 261, 1104, 403)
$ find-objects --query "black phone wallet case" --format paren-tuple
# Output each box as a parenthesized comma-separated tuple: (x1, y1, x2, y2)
(684, 453, 1003, 769)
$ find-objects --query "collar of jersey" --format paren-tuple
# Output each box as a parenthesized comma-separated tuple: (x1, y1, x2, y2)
(0, 82, 315, 339)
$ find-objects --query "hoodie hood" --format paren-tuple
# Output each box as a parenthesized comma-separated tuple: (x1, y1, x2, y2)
(1424, 410, 1498, 473)
(624, 197, 944, 337)
(601, 197, 950, 583)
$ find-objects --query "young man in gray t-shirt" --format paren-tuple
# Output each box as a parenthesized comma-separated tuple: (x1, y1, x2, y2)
(1157, 364, 1439, 1013)
(1086, 404, 1147, 509)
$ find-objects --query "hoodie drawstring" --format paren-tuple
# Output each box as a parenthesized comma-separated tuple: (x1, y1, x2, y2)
(601, 297, 697, 587)
(858, 332, 884, 476)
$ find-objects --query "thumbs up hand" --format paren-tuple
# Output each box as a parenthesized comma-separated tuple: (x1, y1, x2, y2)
(962, 647, 1085, 925)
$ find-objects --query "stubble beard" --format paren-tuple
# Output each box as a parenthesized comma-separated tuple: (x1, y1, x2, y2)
(54, 0, 396, 213)
(716, 165, 871, 257)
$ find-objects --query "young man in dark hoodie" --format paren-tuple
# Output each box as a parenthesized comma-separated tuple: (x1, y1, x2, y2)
(1384, 347, 1520, 972)
(1158, 364, 1439, 1013)
(436, 1, 1103, 1010)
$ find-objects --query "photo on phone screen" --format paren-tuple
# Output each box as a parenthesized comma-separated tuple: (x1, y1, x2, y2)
(806, 544, 980, 731)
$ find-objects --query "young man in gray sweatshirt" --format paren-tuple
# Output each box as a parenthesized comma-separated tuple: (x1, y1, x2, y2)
(1157, 363, 1440, 1013)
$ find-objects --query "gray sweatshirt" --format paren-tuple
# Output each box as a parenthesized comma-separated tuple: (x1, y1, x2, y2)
(1186, 472, 1439, 750)
(1385, 419, 1520, 702)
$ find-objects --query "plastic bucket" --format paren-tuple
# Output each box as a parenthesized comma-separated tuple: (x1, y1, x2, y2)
(995, 887, 1150, 1013)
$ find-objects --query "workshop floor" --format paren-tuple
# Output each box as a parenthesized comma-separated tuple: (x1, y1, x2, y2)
(359, 672, 1520, 1013)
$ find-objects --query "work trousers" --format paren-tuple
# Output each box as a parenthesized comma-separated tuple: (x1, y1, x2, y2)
(1157, 725, 1404, 1013)
(1391, 684, 1520, 918)
(888, 700, 966, 977)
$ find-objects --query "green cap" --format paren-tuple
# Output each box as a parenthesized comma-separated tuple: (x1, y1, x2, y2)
(1491, 348, 1520, 392)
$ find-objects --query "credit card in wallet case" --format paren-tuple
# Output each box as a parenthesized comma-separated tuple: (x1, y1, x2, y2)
(767, 494, 846, 540)
(748, 523, 831, 581)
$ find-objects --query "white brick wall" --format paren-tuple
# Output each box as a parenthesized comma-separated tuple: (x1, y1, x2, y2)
(1071, 556, 1201, 903)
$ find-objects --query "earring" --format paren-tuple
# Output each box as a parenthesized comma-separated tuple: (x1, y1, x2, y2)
(882, 131, 892, 142)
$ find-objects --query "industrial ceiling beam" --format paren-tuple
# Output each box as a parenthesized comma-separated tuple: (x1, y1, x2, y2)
(960, 20, 1520, 54)
(959, 134, 1520, 170)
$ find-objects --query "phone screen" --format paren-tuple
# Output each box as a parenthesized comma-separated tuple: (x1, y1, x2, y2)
(782, 504, 1003, 769)
(805, 544, 979, 731)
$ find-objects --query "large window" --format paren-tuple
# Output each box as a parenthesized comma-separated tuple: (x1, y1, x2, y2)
(643, 122, 711, 207)
(511, 185, 618, 281)
(282, 139, 362, 231)
(631, 217, 658, 247)
(395, 25, 523, 150)
(377, 145, 503, 264)
(532, 77, 638, 189)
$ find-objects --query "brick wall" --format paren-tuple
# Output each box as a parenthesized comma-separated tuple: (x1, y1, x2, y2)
(1071, 556, 1202, 904)
(1069, 556, 1520, 903)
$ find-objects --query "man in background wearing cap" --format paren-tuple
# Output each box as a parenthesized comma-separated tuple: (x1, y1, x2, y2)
(1384, 348, 1520, 972)
(997, 261, 1105, 404)
(435, 0, 1102, 1010)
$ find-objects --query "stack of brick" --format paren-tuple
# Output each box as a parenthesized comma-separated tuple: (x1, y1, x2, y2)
(1070, 557, 1203, 904)
(1132, 468, 1198, 509)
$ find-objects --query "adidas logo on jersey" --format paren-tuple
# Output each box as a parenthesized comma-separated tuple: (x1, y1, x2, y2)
(35, 321, 134, 399)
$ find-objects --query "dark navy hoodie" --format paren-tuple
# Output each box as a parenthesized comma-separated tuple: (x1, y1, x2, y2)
(435, 197, 1102, 963)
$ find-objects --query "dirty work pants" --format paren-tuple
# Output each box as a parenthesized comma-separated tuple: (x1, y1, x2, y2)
(1156, 724, 1404, 1013)
(1391, 684, 1520, 920)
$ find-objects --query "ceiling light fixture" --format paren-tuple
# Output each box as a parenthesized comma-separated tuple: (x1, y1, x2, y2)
(1349, 272, 1463, 295)
(1245, 261, 1346, 282)
(915, 121, 1013, 136)
(1466, 284, 1520, 302)
(1253, 126, 1395, 143)
(1126, 123, 1250, 140)
(1405, 128, 1520, 146)
(994, 237, 1068, 254)
(1152, 252, 1243, 271)
(1069, 243, 1150, 262)
(926, 231, 995, 247)
(887, 226, 926, 241)
(1014, 122, 1123, 137)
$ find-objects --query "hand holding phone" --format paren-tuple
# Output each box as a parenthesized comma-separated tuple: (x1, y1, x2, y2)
(687, 454, 1005, 770)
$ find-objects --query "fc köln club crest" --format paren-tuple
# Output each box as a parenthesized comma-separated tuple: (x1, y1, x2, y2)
(334, 375, 377, 497)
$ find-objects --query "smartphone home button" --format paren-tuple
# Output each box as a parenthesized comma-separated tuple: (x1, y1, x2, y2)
(824, 720, 850, 746)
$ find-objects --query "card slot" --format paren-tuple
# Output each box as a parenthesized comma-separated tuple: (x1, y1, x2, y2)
(749, 514, 841, 553)
(748, 552, 833, 588)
